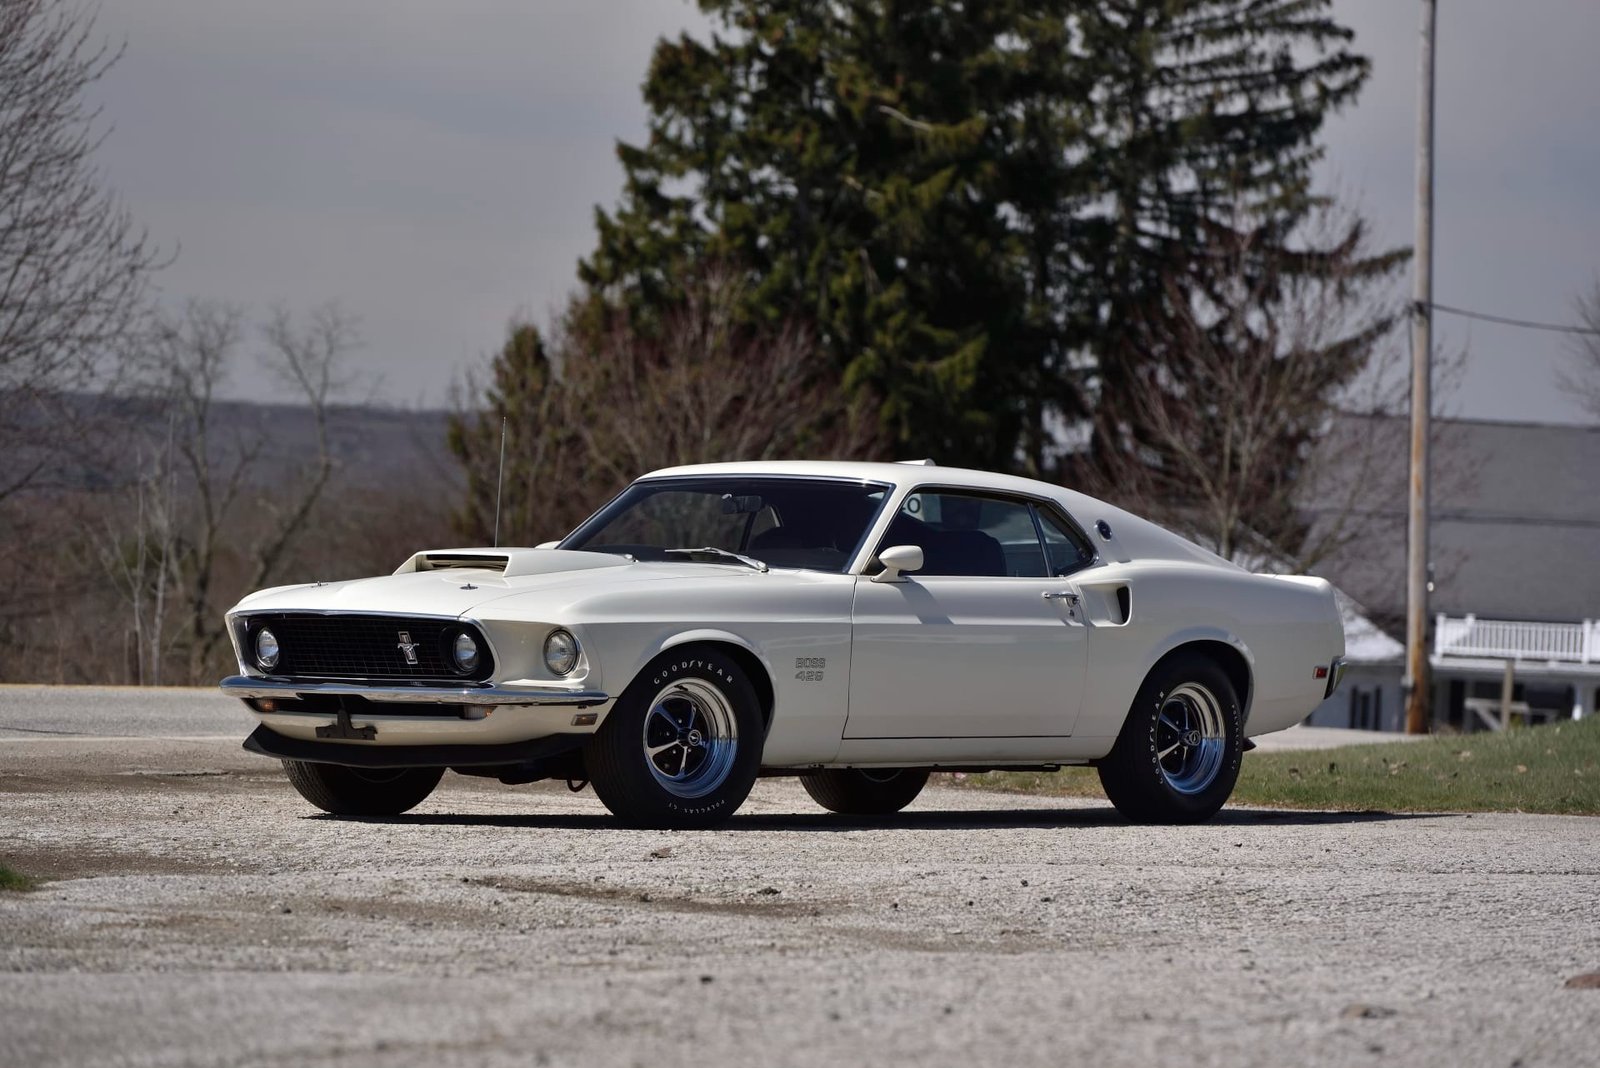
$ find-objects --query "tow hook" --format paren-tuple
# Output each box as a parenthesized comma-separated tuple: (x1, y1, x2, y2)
(315, 696, 378, 741)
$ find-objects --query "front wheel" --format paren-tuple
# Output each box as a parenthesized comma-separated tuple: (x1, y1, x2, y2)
(281, 760, 444, 816)
(800, 768, 930, 815)
(1096, 653, 1243, 824)
(587, 647, 764, 829)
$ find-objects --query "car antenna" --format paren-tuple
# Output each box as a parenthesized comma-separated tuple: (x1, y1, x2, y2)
(493, 416, 507, 548)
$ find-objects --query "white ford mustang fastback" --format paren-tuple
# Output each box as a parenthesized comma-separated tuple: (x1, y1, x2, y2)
(221, 461, 1345, 827)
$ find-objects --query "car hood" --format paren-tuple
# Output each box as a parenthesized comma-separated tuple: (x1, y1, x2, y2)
(228, 549, 774, 621)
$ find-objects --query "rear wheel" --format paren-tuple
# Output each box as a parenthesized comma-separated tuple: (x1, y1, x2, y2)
(281, 760, 444, 816)
(588, 647, 764, 829)
(1097, 652, 1243, 824)
(799, 768, 930, 815)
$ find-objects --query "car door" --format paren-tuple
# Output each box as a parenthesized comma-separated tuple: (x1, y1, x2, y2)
(844, 490, 1093, 739)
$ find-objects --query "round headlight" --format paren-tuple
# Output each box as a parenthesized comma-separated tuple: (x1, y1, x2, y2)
(254, 627, 280, 670)
(451, 631, 480, 673)
(543, 629, 578, 676)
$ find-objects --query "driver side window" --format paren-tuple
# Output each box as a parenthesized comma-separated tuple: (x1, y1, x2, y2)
(880, 492, 1042, 577)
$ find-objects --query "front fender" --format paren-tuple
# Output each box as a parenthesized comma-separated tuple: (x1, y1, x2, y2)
(655, 628, 773, 676)
(599, 623, 848, 766)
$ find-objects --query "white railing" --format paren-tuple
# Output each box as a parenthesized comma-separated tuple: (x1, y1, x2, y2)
(1434, 614, 1599, 664)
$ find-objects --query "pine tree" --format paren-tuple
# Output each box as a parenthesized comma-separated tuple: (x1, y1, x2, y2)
(447, 323, 589, 545)
(582, 1, 1090, 468)
(573, 1, 1396, 481)
(1069, 1, 1401, 482)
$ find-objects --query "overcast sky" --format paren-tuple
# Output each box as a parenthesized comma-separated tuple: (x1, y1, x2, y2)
(87, 0, 1600, 423)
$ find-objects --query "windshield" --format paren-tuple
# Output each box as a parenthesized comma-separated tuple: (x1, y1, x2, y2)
(560, 476, 894, 573)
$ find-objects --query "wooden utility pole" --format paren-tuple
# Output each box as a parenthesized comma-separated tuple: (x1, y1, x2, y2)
(1499, 659, 1515, 731)
(1404, 0, 1437, 735)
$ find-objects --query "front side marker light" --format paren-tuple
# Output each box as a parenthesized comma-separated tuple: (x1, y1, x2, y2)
(544, 629, 579, 676)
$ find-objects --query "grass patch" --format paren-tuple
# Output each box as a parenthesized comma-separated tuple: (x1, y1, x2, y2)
(959, 715, 1600, 815)
(0, 862, 37, 892)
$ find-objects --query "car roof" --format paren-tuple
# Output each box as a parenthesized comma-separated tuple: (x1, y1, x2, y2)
(637, 459, 1240, 572)
(639, 460, 1079, 501)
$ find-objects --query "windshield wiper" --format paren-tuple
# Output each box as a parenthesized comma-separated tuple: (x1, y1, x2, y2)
(662, 546, 769, 573)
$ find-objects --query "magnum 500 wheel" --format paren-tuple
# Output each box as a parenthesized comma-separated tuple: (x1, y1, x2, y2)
(588, 647, 764, 829)
(1096, 652, 1244, 824)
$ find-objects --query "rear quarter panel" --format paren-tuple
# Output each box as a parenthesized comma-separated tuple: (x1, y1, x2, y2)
(1075, 563, 1343, 747)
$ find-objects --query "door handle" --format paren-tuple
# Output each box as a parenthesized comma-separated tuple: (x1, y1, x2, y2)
(1042, 591, 1078, 603)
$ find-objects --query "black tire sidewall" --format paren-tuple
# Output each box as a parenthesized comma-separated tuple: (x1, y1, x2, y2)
(281, 760, 444, 817)
(1103, 654, 1243, 823)
(589, 647, 764, 828)
(799, 768, 930, 815)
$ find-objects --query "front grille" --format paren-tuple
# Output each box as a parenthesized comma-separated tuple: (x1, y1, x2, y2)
(244, 613, 494, 682)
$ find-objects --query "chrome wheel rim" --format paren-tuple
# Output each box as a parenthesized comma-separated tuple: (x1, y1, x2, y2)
(1156, 682, 1227, 795)
(642, 678, 739, 799)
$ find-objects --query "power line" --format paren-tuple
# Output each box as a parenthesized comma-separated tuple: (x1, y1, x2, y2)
(1425, 301, 1600, 337)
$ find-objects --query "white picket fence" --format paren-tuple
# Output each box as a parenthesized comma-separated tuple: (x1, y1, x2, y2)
(1434, 614, 1600, 664)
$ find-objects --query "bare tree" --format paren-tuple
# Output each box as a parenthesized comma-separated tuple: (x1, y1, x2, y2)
(568, 270, 883, 492)
(450, 269, 884, 545)
(116, 299, 357, 681)
(0, 0, 165, 501)
(142, 301, 249, 679)
(1557, 281, 1600, 421)
(93, 408, 177, 683)
(246, 303, 354, 589)
(1081, 208, 1405, 569)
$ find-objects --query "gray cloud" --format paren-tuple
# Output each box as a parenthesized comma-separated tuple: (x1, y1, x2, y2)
(87, 1, 1599, 423)
(1324, 0, 1600, 424)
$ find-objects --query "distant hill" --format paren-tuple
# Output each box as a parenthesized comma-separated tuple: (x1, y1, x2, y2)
(205, 398, 463, 490)
(16, 392, 465, 494)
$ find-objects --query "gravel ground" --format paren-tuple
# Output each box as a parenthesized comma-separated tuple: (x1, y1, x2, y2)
(0, 684, 249, 739)
(1, 690, 1597, 1068)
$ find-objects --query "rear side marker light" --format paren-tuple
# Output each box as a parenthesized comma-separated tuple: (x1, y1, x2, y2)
(1314, 666, 1329, 680)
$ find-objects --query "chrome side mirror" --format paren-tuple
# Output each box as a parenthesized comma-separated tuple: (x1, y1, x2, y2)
(871, 544, 925, 583)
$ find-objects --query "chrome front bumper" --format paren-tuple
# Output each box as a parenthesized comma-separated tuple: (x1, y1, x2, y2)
(219, 675, 610, 707)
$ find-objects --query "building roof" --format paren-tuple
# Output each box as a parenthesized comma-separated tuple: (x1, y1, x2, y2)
(1337, 590, 1406, 664)
(1304, 415, 1600, 628)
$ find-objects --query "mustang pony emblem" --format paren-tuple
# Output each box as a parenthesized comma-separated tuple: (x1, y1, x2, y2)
(396, 631, 420, 665)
